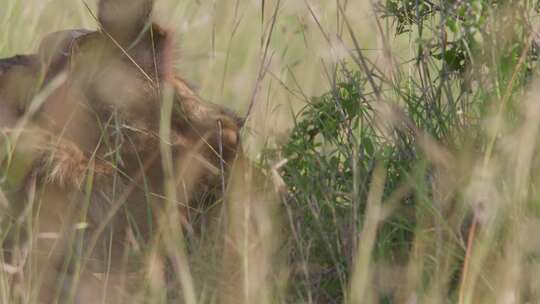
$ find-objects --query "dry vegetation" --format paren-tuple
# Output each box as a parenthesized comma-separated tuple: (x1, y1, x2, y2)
(1, 0, 540, 303)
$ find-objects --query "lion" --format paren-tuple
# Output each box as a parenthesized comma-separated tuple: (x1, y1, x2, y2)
(0, 1, 276, 303)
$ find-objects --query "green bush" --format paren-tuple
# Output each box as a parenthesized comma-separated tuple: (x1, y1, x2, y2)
(271, 0, 540, 302)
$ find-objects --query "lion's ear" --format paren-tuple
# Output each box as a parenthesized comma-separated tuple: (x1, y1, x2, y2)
(97, 0, 154, 45)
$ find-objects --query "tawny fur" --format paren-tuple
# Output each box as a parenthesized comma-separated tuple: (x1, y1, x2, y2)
(0, 0, 244, 302)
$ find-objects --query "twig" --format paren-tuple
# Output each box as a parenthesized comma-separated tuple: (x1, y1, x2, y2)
(458, 217, 478, 304)
(243, 0, 281, 125)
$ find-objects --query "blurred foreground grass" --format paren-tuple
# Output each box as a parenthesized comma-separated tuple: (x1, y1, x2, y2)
(2, 0, 540, 303)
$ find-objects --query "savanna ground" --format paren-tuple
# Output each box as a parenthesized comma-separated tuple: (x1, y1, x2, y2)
(2, 0, 540, 303)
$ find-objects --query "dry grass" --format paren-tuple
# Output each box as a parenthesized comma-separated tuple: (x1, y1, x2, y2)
(2, 0, 540, 303)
